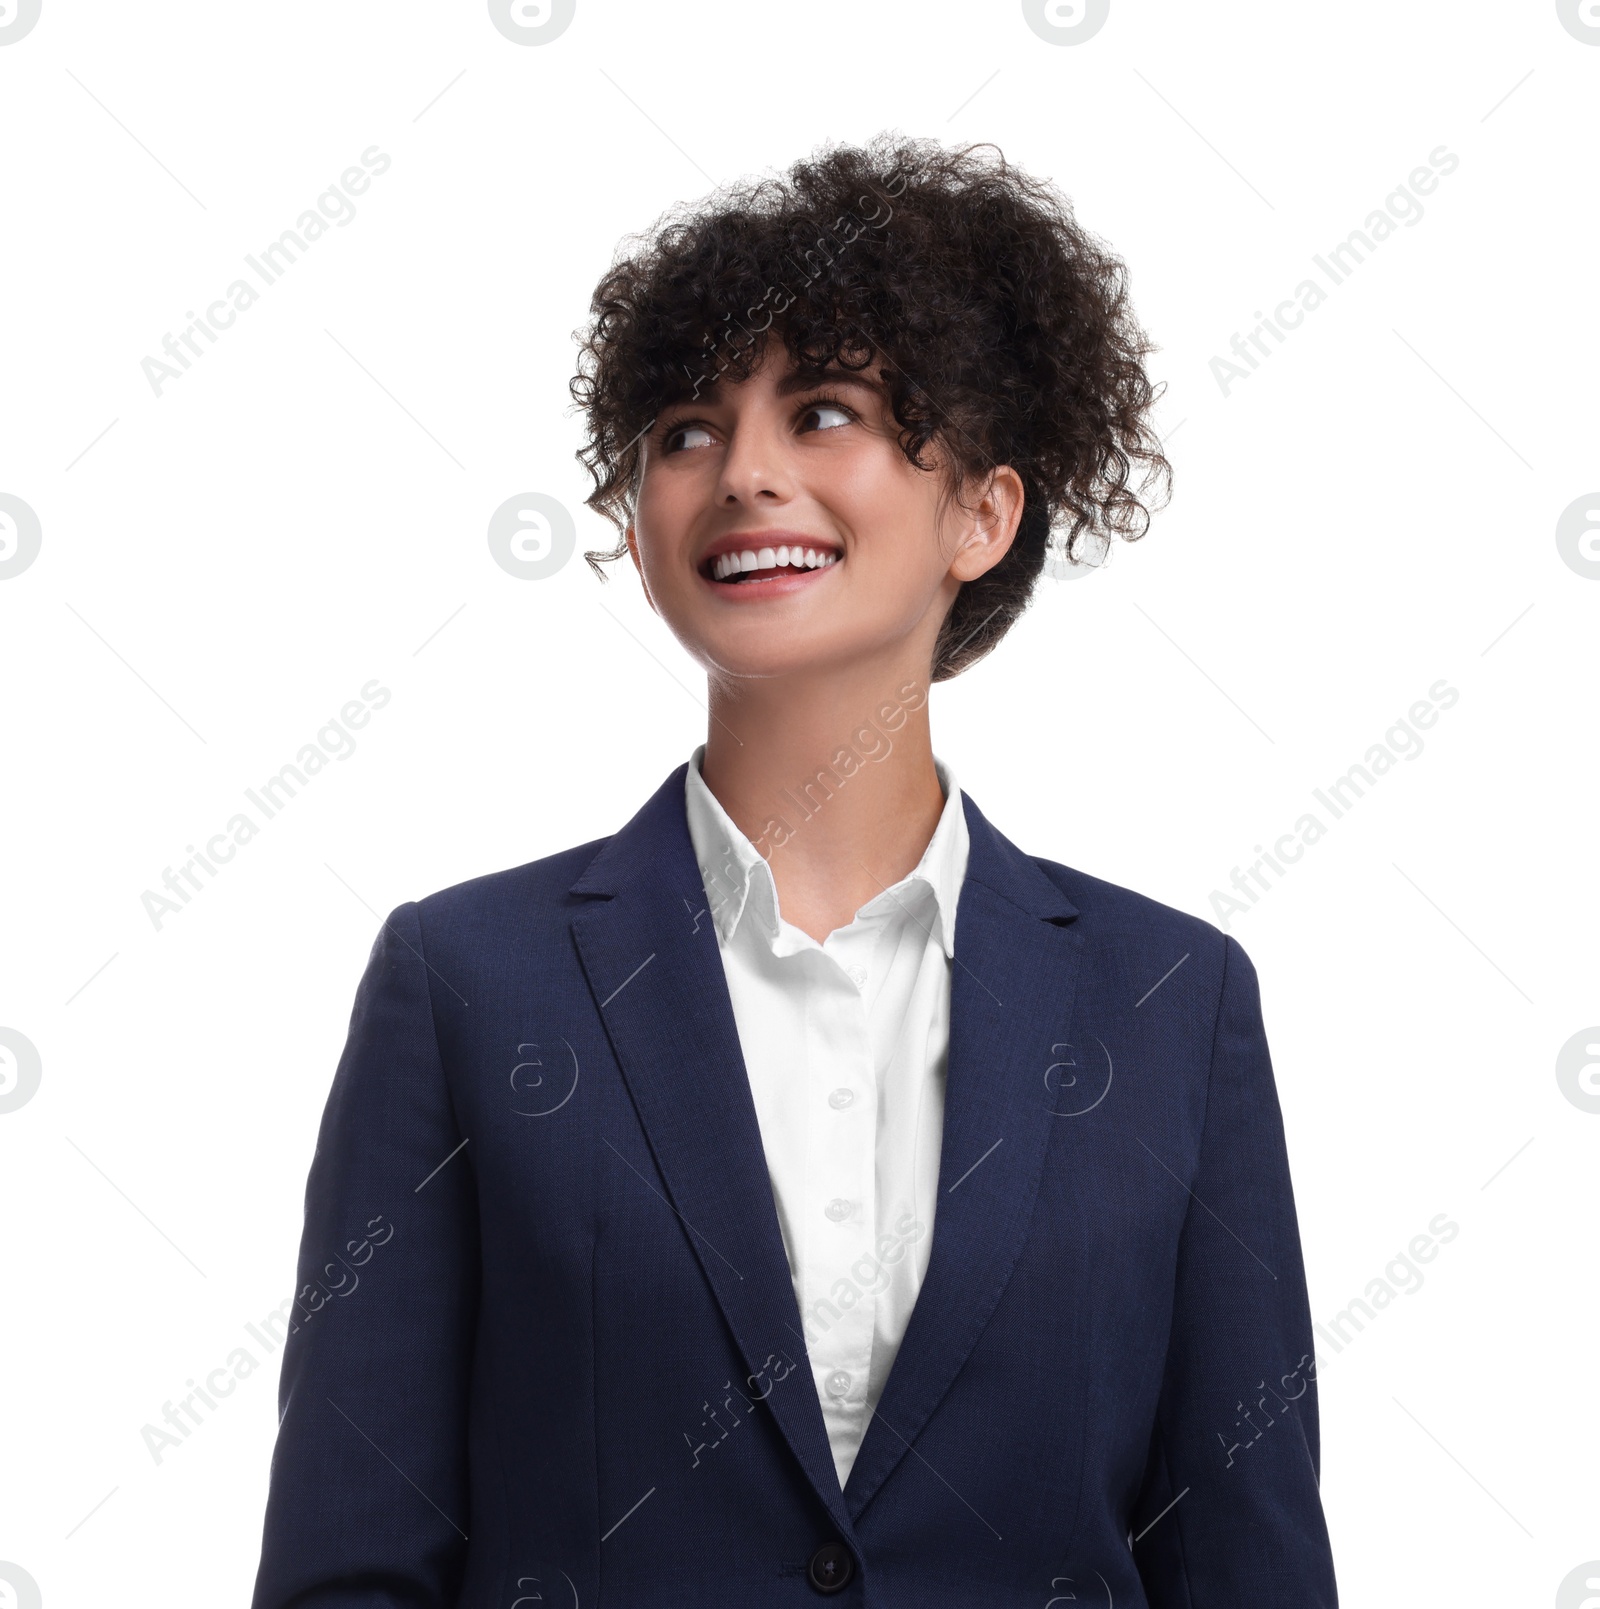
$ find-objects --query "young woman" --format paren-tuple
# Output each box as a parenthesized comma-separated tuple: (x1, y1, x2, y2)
(252, 137, 1338, 1607)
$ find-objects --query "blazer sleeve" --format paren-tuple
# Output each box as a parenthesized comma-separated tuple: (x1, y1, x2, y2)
(1129, 934, 1338, 1607)
(251, 902, 479, 1609)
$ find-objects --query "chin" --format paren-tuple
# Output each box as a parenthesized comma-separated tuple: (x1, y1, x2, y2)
(694, 622, 913, 686)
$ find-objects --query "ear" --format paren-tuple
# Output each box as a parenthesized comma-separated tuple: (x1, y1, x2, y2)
(624, 524, 660, 615)
(947, 465, 1025, 583)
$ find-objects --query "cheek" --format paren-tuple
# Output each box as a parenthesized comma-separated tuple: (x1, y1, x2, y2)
(824, 461, 946, 583)
(632, 478, 695, 580)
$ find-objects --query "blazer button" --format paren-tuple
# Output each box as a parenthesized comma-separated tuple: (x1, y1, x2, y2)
(807, 1541, 855, 1594)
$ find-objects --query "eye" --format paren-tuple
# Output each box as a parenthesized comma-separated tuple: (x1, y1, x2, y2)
(797, 400, 854, 434)
(661, 420, 715, 454)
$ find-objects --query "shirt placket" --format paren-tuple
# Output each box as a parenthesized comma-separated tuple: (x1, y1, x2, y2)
(802, 926, 878, 1473)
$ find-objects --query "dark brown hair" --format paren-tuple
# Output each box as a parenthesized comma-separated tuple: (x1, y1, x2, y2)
(570, 134, 1171, 679)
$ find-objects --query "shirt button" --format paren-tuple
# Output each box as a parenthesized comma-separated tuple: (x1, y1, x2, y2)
(824, 1369, 852, 1398)
(846, 965, 867, 988)
(824, 1198, 852, 1222)
(827, 1088, 855, 1110)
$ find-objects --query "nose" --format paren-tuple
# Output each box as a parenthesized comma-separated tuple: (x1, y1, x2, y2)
(712, 411, 794, 510)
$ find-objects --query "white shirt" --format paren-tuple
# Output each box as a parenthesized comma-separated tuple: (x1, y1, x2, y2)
(682, 745, 970, 1490)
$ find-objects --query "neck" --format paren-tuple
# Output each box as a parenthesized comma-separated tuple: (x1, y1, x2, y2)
(700, 654, 947, 944)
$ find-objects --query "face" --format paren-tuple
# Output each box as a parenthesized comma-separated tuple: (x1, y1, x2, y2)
(626, 342, 1020, 684)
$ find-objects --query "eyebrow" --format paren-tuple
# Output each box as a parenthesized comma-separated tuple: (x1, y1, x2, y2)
(667, 364, 885, 411)
(774, 366, 885, 398)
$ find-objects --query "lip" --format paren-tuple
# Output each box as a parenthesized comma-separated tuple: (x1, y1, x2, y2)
(696, 529, 844, 597)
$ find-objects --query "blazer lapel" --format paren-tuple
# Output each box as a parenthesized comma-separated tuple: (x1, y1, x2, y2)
(841, 791, 1086, 1520)
(568, 766, 857, 1543)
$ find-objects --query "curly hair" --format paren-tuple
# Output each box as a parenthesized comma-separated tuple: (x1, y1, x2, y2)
(569, 133, 1171, 680)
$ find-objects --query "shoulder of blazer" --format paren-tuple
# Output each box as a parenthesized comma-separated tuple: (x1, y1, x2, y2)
(1029, 852, 1230, 959)
(406, 833, 614, 944)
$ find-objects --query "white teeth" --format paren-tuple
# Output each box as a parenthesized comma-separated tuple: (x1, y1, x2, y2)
(709, 546, 840, 580)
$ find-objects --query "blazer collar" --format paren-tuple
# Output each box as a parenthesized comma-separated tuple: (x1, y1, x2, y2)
(568, 765, 1084, 1529)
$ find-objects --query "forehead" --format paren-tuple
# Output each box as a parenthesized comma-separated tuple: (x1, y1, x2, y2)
(665, 341, 887, 409)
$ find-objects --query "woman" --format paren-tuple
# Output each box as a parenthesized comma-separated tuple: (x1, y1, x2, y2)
(252, 136, 1338, 1606)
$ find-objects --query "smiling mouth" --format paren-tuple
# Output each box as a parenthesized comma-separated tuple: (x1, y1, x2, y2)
(703, 543, 841, 584)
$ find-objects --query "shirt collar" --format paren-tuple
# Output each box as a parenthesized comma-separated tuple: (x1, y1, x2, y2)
(682, 744, 969, 958)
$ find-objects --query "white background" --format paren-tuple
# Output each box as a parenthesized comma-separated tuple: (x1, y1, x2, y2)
(2, 1, 1597, 1604)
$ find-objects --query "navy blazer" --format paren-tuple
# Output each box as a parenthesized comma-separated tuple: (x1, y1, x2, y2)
(252, 765, 1337, 1607)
